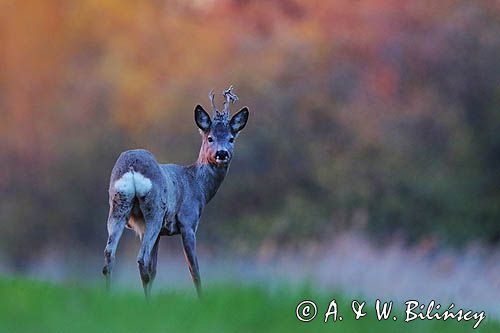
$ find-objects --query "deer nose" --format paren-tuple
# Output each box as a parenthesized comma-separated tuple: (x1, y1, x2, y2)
(215, 150, 229, 160)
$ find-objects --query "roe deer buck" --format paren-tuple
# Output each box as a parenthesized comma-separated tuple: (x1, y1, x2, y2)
(102, 86, 249, 297)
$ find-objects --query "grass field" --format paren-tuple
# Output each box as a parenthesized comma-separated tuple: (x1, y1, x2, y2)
(0, 277, 497, 333)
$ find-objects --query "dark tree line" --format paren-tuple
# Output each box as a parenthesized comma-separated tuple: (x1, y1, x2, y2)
(1, 1, 499, 265)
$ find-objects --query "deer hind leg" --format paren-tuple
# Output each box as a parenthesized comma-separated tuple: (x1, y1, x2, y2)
(137, 200, 163, 298)
(103, 193, 133, 290)
(145, 236, 160, 296)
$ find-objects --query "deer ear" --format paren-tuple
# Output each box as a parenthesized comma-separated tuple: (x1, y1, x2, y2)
(194, 104, 211, 132)
(229, 107, 249, 134)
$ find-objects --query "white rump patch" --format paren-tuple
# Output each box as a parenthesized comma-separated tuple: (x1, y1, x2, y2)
(114, 172, 135, 194)
(114, 171, 152, 196)
(132, 172, 153, 196)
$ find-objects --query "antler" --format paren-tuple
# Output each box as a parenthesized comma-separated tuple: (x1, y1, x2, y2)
(208, 89, 219, 118)
(208, 85, 239, 123)
(222, 85, 239, 116)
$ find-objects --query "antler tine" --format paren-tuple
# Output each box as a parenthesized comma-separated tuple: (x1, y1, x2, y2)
(222, 85, 239, 115)
(208, 89, 219, 117)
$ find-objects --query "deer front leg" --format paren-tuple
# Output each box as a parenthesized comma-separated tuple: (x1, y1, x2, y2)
(181, 225, 202, 298)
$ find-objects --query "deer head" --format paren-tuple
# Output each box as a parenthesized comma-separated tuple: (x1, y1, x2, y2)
(195, 86, 249, 167)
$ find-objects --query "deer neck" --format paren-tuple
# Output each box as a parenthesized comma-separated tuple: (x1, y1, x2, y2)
(195, 150, 228, 203)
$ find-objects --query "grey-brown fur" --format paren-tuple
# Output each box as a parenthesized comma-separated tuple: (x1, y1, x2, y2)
(102, 87, 249, 297)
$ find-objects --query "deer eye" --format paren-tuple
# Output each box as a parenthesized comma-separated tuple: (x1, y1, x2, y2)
(229, 137, 234, 143)
(207, 137, 214, 143)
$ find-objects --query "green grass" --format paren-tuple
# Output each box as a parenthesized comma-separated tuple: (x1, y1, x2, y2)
(0, 277, 497, 333)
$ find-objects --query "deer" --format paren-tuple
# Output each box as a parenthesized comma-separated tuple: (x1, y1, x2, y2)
(102, 86, 249, 298)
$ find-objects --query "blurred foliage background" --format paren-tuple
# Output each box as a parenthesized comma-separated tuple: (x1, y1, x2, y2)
(1, 0, 499, 268)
